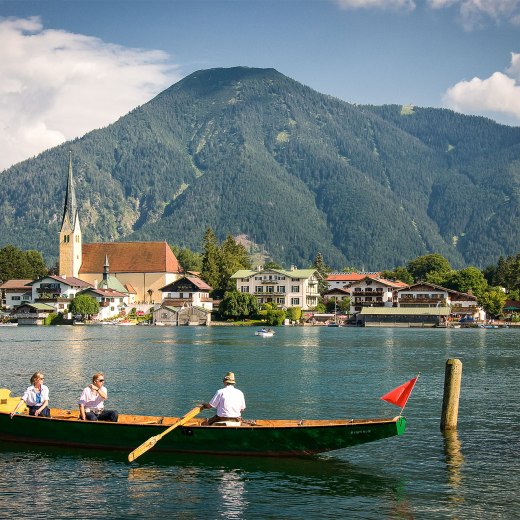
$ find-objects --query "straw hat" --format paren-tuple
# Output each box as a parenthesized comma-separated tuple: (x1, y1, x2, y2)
(223, 372, 236, 384)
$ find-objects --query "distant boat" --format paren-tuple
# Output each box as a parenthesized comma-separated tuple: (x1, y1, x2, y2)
(255, 328, 275, 337)
(0, 323, 17, 327)
(479, 325, 498, 329)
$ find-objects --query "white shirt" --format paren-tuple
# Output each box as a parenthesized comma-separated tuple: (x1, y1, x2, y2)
(78, 386, 107, 412)
(22, 384, 49, 407)
(209, 385, 245, 418)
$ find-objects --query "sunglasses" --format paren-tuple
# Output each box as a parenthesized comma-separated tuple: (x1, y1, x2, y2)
(97, 379, 104, 383)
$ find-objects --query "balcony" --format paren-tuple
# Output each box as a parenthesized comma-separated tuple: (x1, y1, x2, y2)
(352, 290, 385, 297)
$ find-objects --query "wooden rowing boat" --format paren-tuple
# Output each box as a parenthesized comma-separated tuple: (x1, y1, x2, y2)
(0, 388, 406, 457)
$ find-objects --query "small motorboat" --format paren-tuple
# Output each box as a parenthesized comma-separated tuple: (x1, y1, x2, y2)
(255, 328, 275, 337)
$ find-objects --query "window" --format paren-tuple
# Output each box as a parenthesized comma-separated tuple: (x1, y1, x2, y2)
(277, 297, 285, 304)
(291, 285, 299, 293)
(279, 286, 285, 293)
(267, 286, 274, 293)
(256, 286, 263, 293)
(12, 296, 21, 301)
(291, 298, 300, 305)
(240, 286, 249, 293)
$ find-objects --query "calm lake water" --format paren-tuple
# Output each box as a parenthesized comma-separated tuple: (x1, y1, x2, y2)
(0, 325, 518, 519)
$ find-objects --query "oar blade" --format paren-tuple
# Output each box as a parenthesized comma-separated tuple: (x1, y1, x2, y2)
(128, 435, 160, 462)
(128, 406, 202, 462)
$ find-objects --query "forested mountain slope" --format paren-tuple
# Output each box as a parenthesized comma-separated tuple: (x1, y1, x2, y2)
(1, 67, 519, 269)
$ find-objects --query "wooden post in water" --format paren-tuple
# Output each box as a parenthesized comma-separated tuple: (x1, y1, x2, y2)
(441, 358, 462, 431)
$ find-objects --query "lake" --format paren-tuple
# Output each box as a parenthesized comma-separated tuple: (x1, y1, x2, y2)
(0, 325, 518, 519)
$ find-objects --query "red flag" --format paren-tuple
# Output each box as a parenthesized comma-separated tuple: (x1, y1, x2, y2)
(381, 377, 418, 409)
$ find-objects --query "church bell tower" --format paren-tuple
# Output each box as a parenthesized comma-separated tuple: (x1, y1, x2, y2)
(59, 151, 82, 278)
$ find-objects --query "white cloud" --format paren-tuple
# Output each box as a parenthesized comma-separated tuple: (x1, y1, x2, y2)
(427, 0, 520, 29)
(335, 0, 415, 10)
(0, 16, 180, 171)
(443, 53, 520, 124)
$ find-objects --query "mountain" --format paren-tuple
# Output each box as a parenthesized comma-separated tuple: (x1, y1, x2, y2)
(1, 66, 519, 270)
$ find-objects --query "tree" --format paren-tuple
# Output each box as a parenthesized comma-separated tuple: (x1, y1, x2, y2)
(381, 267, 413, 285)
(286, 306, 302, 322)
(219, 291, 259, 321)
(24, 250, 48, 279)
(219, 235, 251, 293)
(0, 245, 34, 282)
(313, 252, 330, 295)
(264, 260, 282, 270)
(171, 245, 203, 273)
(478, 288, 507, 319)
(69, 294, 99, 319)
(443, 267, 488, 297)
(407, 253, 452, 282)
(201, 228, 221, 290)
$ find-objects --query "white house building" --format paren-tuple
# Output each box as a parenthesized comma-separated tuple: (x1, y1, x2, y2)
(27, 275, 92, 314)
(77, 287, 129, 320)
(159, 276, 214, 311)
(349, 275, 407, 315)
(231, 267, 321, 310)
(0, 279, 33, 310)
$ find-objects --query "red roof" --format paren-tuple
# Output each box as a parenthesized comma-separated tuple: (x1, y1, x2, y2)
(80, 241, 181, 274)
(327, 273, 381, 282)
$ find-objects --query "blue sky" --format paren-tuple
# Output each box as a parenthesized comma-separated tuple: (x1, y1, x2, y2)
(1, 0, 520, 170)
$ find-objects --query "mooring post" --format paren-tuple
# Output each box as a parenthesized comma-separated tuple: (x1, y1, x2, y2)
(441, 358, 462, 431)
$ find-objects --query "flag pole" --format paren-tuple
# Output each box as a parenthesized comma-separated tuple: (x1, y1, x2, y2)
(399, 373, 420, 416)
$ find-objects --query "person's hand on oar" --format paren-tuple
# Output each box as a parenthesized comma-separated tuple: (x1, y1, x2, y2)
(128, 405, 203, 462)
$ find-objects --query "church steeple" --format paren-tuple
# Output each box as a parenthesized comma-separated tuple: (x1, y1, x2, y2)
(61, 150, 78, 231)
(59, 151, 82, 278)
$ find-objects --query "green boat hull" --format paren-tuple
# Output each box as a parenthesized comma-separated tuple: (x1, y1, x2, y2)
(0, 411, 406, 458)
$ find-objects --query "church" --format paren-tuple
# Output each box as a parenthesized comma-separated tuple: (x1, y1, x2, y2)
(58, 153, 182, 303)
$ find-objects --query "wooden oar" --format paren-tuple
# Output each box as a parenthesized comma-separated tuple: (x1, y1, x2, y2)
(128, 405, 203, 462)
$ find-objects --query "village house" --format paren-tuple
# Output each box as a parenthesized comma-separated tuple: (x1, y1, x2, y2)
(397, 282, 484, 321)
(231, 266, 321, 310)
(348, 275, 407, 315)
(77, 287, 130, 321)
(159, 276, 214, 311)
(27, 274, 92, 315)
(326, 272, 382, 291)
(0, 279, 33, 310)
(12, 302, 56, 326)
(152, 304, 211, 326)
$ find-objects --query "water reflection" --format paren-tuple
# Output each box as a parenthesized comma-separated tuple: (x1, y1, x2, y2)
(216, 469, 246, 518)
(443, 430, 465, 501)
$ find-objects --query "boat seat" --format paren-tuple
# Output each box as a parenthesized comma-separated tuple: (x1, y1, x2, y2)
(212, 421, 242, 427)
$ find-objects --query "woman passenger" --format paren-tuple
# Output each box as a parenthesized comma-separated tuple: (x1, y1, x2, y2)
(10, 372, 51, 418)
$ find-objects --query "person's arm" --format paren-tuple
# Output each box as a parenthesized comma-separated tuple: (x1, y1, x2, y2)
(10, 399, 24, 419)
(35, 399, 49, 417)
(90, 384, 107, 400)
(79, 403, 86, 421)
(202, 402, 212, 409)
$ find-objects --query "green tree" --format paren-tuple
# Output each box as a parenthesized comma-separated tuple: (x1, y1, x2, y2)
(0, 245, 33, 282)
(264, 260, 282, 270)
(265, 309, 286, 326)
(407, 253, 452, 282)
(286, 306, 302, 322)
(443, 267, 488, 296)
(381, 267, 413, 285)
(220, 235, 252, 293)
(219, 291, 259, 321)
(313, 252, 330, 295)
(201, 228, 221, 290)
(478, 288, 507, 319)
(171, 245, 203, 273)
(24, 250, 48, 279)
(69, 294, 100, 319)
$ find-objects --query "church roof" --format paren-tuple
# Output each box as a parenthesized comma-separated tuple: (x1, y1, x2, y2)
(79, 241, 181, 274)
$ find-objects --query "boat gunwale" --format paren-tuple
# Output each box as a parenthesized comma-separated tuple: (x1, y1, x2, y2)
(1, 408, 401, 429)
